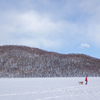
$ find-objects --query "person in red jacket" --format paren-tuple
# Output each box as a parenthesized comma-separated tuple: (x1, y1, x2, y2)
(85, 77, 88, 85)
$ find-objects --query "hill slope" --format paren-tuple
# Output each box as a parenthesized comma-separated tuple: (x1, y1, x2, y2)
(0, 45, 100, 77)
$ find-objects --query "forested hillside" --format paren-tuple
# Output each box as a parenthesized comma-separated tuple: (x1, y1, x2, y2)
(0, 45, 100, 77)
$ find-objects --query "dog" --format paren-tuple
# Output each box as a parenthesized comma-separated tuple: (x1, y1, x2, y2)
(78, 82, 83, 85)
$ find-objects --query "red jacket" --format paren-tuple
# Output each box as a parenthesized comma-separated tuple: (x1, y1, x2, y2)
(85, 77, 87, 81)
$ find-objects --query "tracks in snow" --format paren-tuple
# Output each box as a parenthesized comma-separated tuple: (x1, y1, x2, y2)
(0, 85, 100, 100)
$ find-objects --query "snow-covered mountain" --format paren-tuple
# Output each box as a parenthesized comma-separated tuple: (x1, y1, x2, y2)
(0, 45, 100, 77)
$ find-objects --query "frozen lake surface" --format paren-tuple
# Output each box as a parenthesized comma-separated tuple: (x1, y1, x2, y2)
(0, 77, 100, 100)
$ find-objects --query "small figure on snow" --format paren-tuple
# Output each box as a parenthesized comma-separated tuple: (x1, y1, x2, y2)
(85, 77, 88, 85)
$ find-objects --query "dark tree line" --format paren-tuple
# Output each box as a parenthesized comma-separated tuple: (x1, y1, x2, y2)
(0, 45, 100, 77)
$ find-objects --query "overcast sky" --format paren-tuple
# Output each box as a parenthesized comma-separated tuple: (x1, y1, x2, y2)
(0, 0, 100, 59)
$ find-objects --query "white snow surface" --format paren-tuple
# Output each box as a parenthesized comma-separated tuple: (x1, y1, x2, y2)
(0, 77, 100, 100)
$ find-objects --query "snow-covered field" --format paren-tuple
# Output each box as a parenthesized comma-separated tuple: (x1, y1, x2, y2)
(0, 77, 100, 100)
